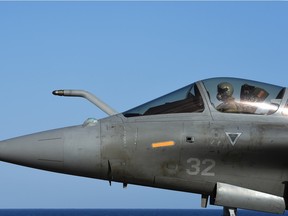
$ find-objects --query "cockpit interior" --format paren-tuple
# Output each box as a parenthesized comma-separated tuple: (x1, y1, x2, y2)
(123, 78, 287, 117)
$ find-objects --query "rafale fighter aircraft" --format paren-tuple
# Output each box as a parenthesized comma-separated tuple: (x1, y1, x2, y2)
(1, 77, 288, 216)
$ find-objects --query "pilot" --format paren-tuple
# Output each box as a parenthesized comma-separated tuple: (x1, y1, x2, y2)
(216, 82, 241, 113)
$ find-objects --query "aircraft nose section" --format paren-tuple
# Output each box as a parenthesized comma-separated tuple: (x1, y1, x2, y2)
(0, 129, 64, 172)
(63, 123, 104, 178)
(0, 123, 105, 179)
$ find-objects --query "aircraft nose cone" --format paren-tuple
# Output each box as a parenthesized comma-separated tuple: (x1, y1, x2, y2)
(0, 124, 105, 179)
(0, 129, 64, 172)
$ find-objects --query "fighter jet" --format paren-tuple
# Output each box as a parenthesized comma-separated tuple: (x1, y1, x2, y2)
(1, 77, 288, 216)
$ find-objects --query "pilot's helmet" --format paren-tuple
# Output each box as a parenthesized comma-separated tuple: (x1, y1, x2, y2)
(217, 82, 234, 101)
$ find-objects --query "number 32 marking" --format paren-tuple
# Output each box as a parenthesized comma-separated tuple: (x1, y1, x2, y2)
(186, 158, 216, 176)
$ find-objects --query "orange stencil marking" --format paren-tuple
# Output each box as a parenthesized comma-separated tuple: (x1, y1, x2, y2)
(151, 141, 175, 148)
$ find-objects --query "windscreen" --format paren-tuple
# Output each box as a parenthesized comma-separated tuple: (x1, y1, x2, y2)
(123, 83, 204, 117)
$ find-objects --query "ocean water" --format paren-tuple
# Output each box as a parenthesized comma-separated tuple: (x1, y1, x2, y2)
(0, 209, 287, 216)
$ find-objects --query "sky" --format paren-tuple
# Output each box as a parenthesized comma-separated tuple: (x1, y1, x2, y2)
(0, 1, 288, 209)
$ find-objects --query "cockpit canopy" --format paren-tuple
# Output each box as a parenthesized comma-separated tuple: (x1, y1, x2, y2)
(123, 77, 285, 117)
(203, 78, 285, 115)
